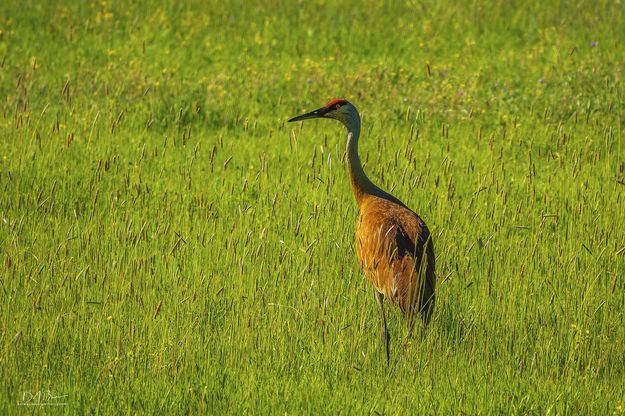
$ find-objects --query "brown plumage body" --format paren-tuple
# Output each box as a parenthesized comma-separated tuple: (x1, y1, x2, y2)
(353, 193, 435, 325)
(289, 99, 436, 363)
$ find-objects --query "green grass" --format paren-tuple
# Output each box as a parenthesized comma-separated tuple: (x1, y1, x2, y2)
(1, 0, 624, 413)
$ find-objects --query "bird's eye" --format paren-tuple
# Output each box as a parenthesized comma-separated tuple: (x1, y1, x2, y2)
(334, 103, 342, 110)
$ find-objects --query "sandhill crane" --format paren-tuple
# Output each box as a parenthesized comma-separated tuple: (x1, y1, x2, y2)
(289, 99, 436, 363)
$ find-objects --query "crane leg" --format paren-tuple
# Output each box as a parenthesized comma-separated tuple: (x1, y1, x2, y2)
(374, 290, 390, 365)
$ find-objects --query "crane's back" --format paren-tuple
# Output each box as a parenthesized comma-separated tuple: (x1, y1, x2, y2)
(354, 195, 436, 325)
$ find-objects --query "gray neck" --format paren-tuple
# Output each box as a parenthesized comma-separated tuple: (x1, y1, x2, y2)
(344, 113, 404, 206)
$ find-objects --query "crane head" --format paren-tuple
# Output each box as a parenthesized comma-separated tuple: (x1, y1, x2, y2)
(288, 99, 355, 123)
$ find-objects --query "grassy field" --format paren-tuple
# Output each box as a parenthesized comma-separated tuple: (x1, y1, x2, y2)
(1, 0, 624, 413)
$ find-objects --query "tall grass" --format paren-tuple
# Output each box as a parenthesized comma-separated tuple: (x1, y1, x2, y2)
(1, 0, 624, 413)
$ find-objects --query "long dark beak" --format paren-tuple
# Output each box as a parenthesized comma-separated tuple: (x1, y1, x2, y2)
(288, 107, 327, 122)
